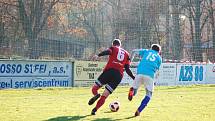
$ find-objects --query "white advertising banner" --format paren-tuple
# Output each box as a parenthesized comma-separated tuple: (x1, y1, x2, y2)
(0, 60, 72, 89)
(205, 64, 215, 84)
(74, 61, 106, 86)
(155, 63, 177, 86)
(74, 61, 106, 81)
(176, 64, 207, 85)
(122, 63, 177, 86)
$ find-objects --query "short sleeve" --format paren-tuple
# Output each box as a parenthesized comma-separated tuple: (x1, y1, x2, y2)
(108, 47, 113, 55)
(139, 49, 147, 57)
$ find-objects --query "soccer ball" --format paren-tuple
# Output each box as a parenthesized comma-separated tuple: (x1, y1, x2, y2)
(109, 101, 120, 112)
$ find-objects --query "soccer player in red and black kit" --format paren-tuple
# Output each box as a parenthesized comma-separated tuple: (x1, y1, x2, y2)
(88, 39, 135, 115)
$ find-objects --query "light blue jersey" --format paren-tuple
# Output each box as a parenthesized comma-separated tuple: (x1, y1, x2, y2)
(137, 49, 162, 78)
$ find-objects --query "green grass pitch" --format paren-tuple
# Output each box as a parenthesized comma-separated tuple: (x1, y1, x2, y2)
(1, 85, 215, 121)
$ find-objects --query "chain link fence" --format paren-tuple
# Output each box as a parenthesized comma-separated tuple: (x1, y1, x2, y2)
(0, 0, 215, 62)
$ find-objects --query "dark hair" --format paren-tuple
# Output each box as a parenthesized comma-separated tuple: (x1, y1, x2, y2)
(151, 44, 161, 52)
(112, 39, 121, 46)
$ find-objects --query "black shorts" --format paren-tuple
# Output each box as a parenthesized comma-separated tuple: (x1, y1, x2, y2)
(95, 68, 122, 94)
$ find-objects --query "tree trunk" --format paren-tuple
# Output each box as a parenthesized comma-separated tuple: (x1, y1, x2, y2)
(112, 0, 121, 39)
(18, 0, 35, 59)
(28, 38, 39, 59)
(193, 0, 203, 62)
(0, 19, 4, 46)
(165, 0, 170, 59)
(171, 0, 182, 60)
(209, 0, 215, 62)
(188, 9, 194, 61)
(18, 0, 58, 59)
(211, 17, 215, 62)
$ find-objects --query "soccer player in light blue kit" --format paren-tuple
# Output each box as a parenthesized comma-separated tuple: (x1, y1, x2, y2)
(128, 44, 162, 116)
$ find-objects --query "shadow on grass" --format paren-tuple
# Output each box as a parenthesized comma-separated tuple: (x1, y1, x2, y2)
(45, 114, 91, 121)
(115, 116, 136, 120)
(103, 111, 136, 120)
(103, 111, 136, 121)
(91, 118, 115, 121)
(104, 111, 113, 113)
(209, 85, 215, 87)
(45, 113, 136, 121)
(46, 115, 116, 121)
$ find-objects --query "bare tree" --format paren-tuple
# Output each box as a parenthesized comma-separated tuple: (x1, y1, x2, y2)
(184, 0, 211, 61)
(170, 0, 182, 60)
(18, 0, 59, 59)
(0, 1, 21, 57)
(207, 0, 215, 62)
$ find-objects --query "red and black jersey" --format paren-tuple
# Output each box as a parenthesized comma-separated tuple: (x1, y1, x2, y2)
(103, 46, 130, 76)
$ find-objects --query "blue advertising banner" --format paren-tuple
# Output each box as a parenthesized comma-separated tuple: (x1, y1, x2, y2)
(176, 64, 206, 85)
(0, 60, 72, 89)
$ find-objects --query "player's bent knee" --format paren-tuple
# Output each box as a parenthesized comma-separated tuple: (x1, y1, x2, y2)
(146, 89, 152, 98)
(102, 89, 111, 98)
(133, 88, 138, 96)
(95, 80, 102, 87)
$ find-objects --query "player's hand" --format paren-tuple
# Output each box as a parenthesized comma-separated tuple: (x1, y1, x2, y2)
(92, 55, 99, 61)
(155, 71, 159, 79)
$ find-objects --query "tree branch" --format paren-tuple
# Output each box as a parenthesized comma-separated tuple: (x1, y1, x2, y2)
(0, 1, 18, 7)
(200, 14, 209, 32)
(5, 7, 18, 21)
(36, 0, 59, 36)
(33, 0, 44, 38)
(18, 0, 32, 39)
(29, 0, 35, 25)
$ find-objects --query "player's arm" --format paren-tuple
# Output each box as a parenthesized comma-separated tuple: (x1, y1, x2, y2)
(130, 49, 139, 62)
(92, 47, 112, 60)
(155, 56, 162, 79)
(124, 55, 135, 80)
(130, 49, 145, 62)
(157, 55, 162, 69)
(155, 70, 160, 79)
(98, 49, 111, 57)
(124, 64, 135, 80)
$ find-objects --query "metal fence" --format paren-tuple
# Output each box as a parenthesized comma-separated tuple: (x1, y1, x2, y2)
(0, 0, 215, 62)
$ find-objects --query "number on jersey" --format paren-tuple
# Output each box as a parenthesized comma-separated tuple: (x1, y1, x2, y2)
(146, 52, 157, 61)
(117, 49, 125, 61)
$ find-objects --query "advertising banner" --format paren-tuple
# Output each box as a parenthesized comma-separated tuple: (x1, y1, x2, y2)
(155, 63, 177, 86)
(74, 61, 106, 86)
(122, 63, 177, 86)
(176, 64, 206, 85)
(0, 60, 72, 89)
(205, 64, 215, 84)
